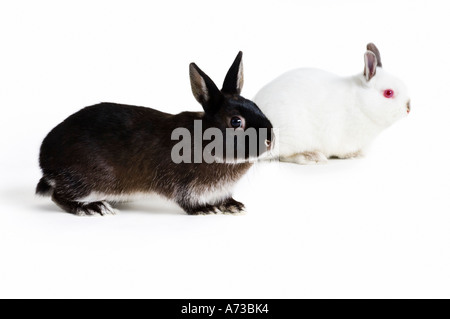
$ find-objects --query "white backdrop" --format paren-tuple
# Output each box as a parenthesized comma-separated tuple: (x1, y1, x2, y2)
(1, 0, 449, 298)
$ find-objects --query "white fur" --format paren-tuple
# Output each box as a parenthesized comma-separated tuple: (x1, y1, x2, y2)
(190, 182, 233, 206)
(254, 65, 410, 163)
(77, 192, 150, 203)
(96, 202, 118, 216)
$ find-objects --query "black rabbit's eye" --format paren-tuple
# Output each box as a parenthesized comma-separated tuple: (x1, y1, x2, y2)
(230, 116, 243, 128)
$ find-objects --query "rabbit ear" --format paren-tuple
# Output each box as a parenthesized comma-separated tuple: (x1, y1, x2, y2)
(222, 51, 244, 95)
(190, 63, 222, 113)
(367, 43, 382, 67)
(364, 51, 378, 81)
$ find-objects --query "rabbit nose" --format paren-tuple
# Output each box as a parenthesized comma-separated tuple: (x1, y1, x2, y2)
(407, 100, 411, 114)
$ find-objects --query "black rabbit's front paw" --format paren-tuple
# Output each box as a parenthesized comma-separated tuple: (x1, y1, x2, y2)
(218, 198, 246, 214)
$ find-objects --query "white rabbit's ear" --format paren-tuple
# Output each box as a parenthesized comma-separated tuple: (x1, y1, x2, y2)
(367, 43, 382, 67)
(364, 51, 378, 81)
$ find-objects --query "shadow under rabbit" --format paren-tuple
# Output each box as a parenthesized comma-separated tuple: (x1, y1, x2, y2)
(0, 186, 184, 216)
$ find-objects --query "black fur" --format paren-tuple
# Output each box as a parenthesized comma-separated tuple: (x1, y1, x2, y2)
(36, 52, 273, 216)
(222, 51, 243, 95)
(36, 177, 53, 196)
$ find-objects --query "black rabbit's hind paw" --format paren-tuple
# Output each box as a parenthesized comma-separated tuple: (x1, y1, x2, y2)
(75, 201, 118, 216)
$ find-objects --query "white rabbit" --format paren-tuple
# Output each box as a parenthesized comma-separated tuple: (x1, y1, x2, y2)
(254, 43, 411, 164)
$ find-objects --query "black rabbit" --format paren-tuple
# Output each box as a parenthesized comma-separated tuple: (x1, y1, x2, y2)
(36, 52, 273, 216)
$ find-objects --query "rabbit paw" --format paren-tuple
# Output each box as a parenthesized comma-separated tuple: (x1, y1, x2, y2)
(184, 204, 220, 215)
(76, 201, 118, 216)
(281, 151, 328, 165)
(183, 198, 246, 215)
(218, 198, 246, 214)
(336, 150, 363, 159)
(52, 192, 118, 216)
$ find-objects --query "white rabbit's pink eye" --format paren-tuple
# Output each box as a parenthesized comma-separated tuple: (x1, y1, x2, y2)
(383, 89, 394, 98)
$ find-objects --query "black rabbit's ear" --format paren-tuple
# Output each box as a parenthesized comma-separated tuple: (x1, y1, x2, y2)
(190, 63, 222, 113)
(367, 43, 382, 67)
(222, 51, 244, 95)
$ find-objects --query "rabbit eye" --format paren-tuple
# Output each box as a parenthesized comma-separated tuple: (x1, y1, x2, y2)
(383, 89, 394, 98)
(230, 116, 244, 129)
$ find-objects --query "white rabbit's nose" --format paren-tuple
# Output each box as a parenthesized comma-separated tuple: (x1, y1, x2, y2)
(407, 100, 411, 114)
